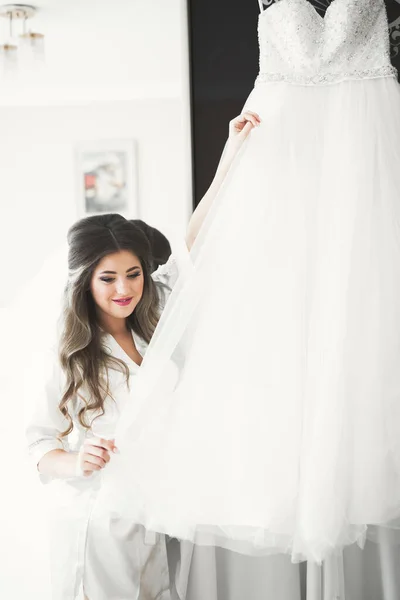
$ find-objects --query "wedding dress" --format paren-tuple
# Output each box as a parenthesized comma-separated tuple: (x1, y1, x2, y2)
(98, 0, 400, 564)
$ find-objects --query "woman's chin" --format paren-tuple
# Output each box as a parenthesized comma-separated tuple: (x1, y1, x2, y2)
(109, 302, 137, 319)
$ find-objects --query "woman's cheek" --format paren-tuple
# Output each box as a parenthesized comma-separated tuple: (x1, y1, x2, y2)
(136, 277, 145, 298)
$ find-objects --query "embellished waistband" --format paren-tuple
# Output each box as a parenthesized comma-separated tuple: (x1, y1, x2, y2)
(255, 65, 398, 87)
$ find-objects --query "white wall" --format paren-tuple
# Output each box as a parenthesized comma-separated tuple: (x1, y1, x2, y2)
(0, 1, 192, 597)
(0, 0, 192, 304)
(0, 97, 190, 304)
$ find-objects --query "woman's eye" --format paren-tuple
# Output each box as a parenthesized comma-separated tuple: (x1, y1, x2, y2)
(99, 272, 140, 283)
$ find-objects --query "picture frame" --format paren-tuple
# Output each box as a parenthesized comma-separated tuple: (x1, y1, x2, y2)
(75, 140, 138, 218)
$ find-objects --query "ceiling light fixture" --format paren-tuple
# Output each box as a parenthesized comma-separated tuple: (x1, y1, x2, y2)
(0, 4, 44, 77)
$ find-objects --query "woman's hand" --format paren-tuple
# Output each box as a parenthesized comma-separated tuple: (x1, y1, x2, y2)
(186, 111, 261, 251)
(228, 111, 261, 143)
(78, 437, 118, 477)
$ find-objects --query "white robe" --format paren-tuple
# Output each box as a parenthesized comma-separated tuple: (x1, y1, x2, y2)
(25, 256, 192, 600)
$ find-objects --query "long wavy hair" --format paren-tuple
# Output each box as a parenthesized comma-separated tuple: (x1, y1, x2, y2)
(58, 213, 160, 437)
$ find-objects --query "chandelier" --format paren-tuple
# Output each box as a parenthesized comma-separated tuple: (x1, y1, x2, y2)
(0, 4, 44, 77)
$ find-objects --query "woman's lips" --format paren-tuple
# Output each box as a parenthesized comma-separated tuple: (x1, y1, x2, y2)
(112, 297, 133, 307)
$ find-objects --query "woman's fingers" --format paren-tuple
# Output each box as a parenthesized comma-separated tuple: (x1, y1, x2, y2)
(245, 110, 261, 120)
(79, 437, 117, 474)
(84, 452, 107, 468)
(240, 121, 254, 136)
(229, 112, 261, 138)
(84, 445, 111, 463)
(85, 437, 116, 453)
(83, 461, 102, 472)
(242, 111, 261, 128)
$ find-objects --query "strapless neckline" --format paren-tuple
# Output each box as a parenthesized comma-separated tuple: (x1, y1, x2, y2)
(259, 0, 346, 25)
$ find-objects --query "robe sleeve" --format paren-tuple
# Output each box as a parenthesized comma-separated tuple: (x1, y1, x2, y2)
(24, 347, 71, 484)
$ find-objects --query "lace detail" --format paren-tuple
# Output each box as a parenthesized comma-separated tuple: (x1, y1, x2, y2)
(256, 65, 397, 86)
(257, 0, 398, 86)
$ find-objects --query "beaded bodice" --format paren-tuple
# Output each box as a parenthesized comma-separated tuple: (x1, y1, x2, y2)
(256, 0, 397, 86)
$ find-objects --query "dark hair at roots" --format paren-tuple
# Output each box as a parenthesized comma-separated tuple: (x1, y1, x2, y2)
(58, 213, 160, 438)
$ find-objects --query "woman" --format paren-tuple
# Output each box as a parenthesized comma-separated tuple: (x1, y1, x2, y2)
(25, 111, 260, 600)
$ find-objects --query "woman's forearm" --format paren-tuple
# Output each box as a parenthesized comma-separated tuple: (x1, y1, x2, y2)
(38, 448, 78, 479)
(186, 111, 261, 251)
(186, 139, 243, 250)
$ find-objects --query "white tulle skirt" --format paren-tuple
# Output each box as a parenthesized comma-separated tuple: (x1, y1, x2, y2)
(97, 75, 400, 564)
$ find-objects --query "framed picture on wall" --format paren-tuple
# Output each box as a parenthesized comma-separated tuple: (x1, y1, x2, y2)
(75, 140, 138, 218)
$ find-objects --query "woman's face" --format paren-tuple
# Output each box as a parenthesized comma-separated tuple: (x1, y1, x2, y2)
(90, 250, 144, 323)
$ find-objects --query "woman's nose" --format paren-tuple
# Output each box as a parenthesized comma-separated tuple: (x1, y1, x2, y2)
(115, 278, 128, 295)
